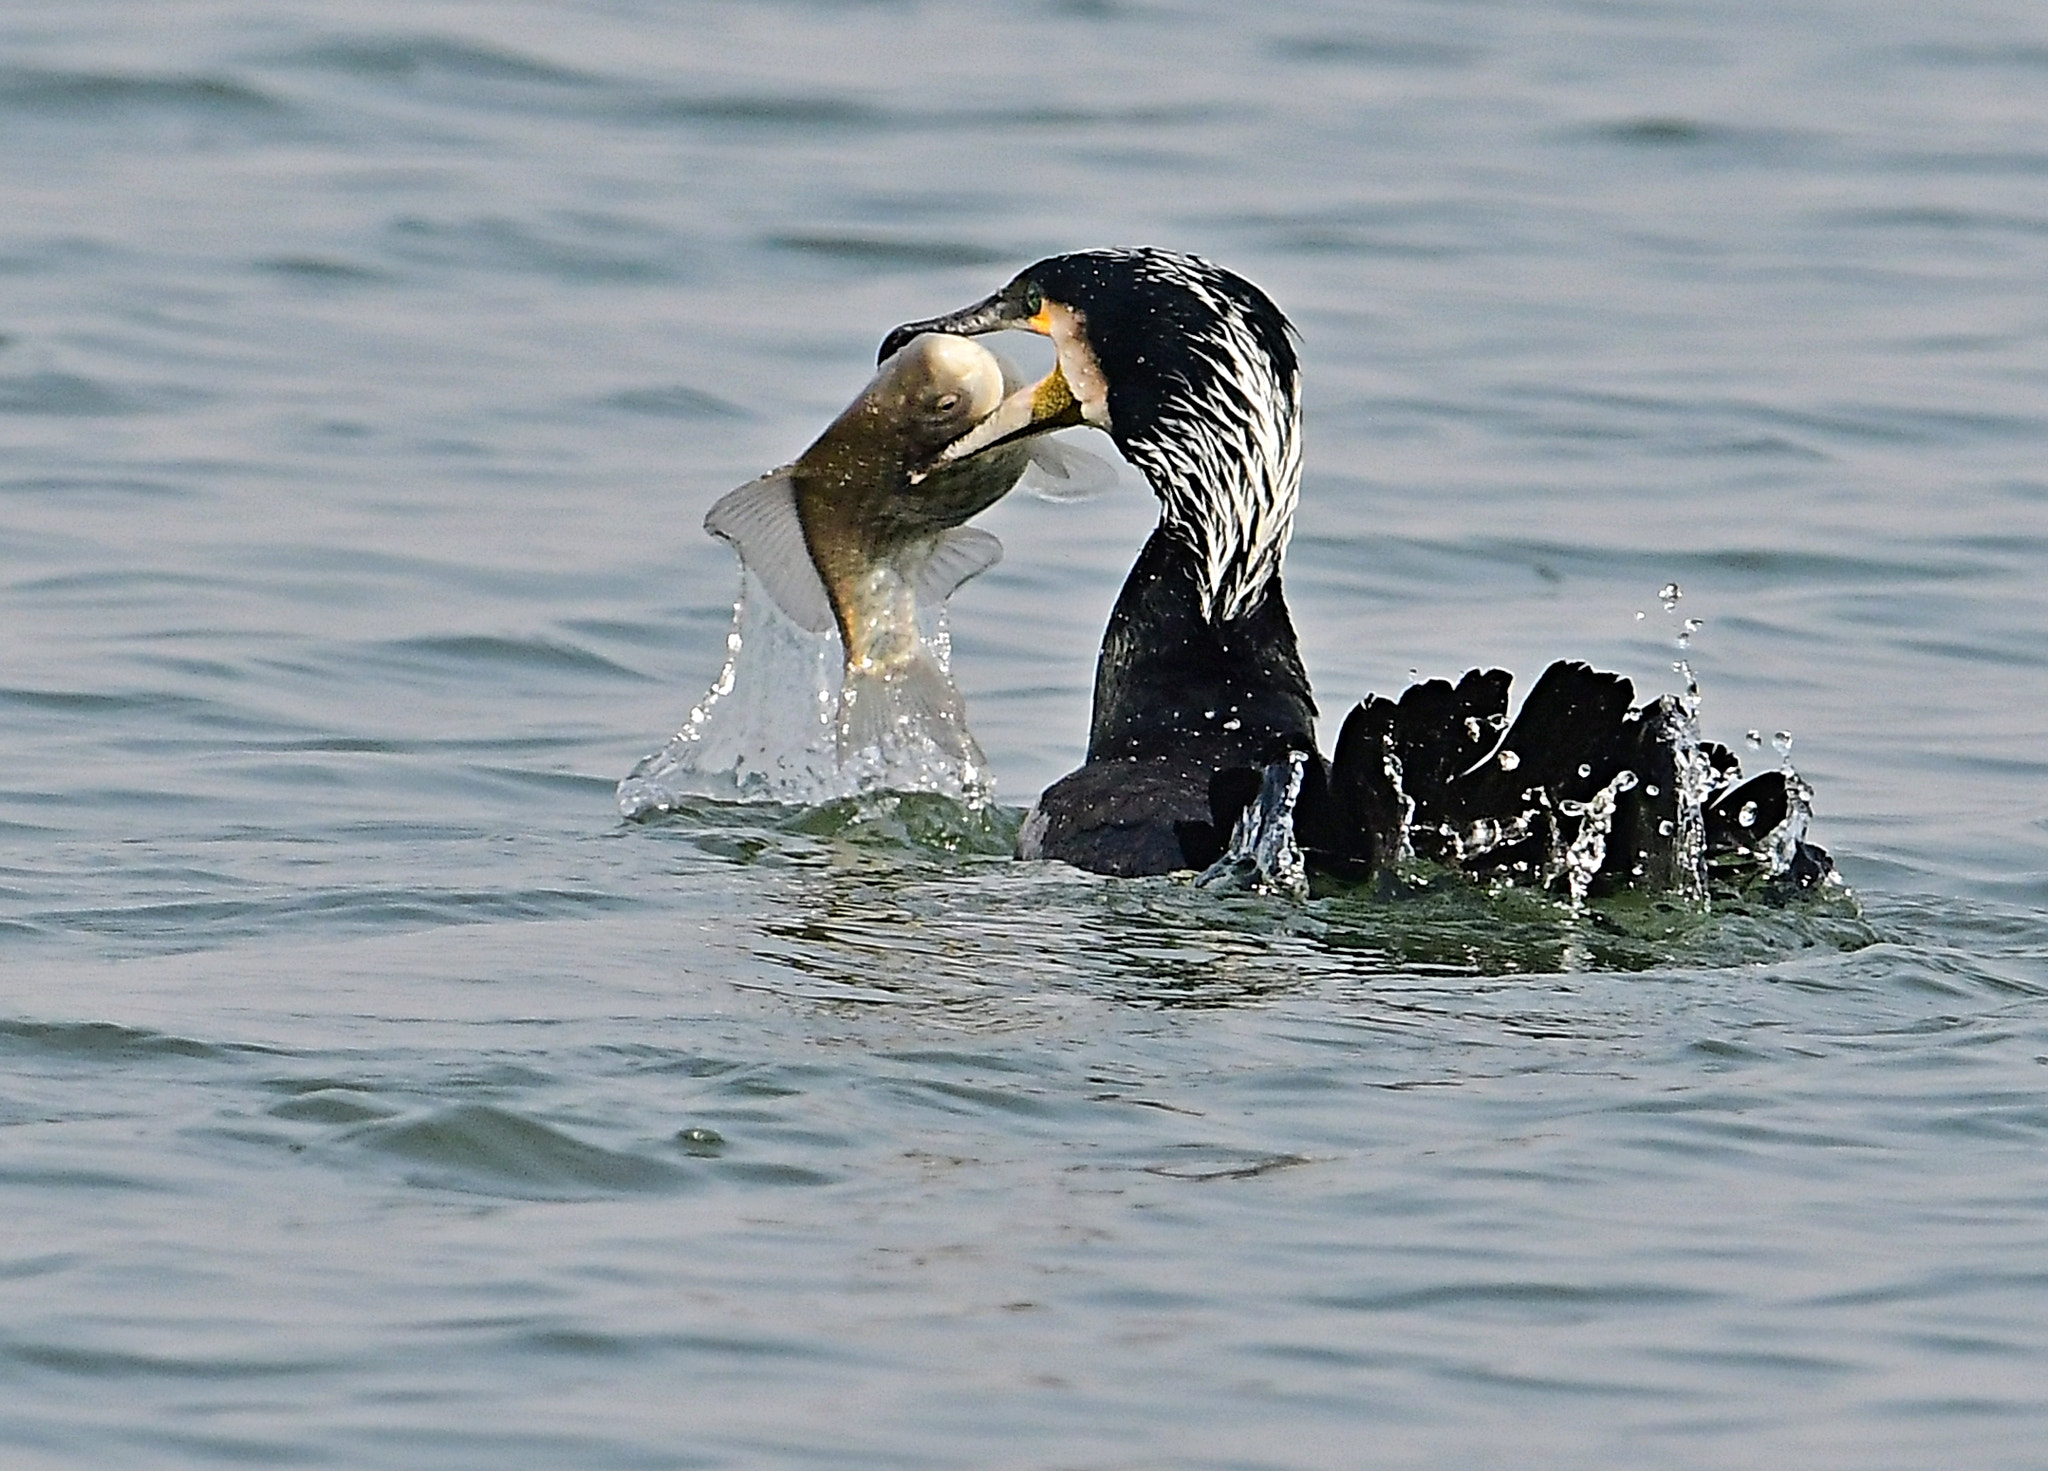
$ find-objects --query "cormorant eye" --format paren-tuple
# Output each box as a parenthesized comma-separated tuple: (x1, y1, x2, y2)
(1020, 282, 1043, 317)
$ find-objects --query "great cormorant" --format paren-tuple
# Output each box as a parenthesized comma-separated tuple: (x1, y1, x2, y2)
(882, 247, 1830, 900)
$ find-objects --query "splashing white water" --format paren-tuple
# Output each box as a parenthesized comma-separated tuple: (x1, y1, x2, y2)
(1757, 769, 1816, 874)
(1557, 768, 1640, 909)
(1197, 750, 1310, 900)
(617, 567, 995, 817)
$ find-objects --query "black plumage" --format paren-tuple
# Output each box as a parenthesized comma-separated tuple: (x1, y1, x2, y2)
(885, 248, 1831, 900)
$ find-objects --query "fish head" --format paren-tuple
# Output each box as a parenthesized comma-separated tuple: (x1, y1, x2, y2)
(806, 333, 1032, 547)
(884, 250, 1303, 625)
(879, 266, 1108, 469)
(795, 332, 1005, 525)
(868, 332, 1010, 463)
(788, 333, 1027, 663)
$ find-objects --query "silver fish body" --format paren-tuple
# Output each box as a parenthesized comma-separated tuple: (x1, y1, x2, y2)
(704, 334, 1048, 762)
(788, 333, 1031, 671)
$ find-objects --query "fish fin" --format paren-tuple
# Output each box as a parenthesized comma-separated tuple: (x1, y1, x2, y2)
(838, 646, 977, 764)
(1021, 436, 1119, 503)
(702, 467, 836, 634)
(911, 526, 1003, 607)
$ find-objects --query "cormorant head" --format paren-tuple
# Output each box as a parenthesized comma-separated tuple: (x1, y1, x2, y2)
(881, 248, 1303, 625)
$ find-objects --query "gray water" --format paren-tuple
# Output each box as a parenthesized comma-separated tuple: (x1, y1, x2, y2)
(5, 2, 2047, 1467)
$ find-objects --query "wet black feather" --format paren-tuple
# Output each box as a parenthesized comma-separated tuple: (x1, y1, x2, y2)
(987, 249, 1830, 895)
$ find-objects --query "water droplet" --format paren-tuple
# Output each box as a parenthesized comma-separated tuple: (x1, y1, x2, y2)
(676, 1127, 724, 1155)
(1614, 770, 1638, 792)
(1577, 763, 1592, 778)
(1464, 716, 1482, 742)
(1659, 581, 1681, 610)
(1658, 819, 1675, 836)
(1498, 749, 1521, 771)
(1772, 730, 1794, 758)
(1645, 784, 1660, 797)
(1222, 717, 1242, 731)
(1683, 617, 1703, 633)
(1408, 667, 1420, 680)
(1489, 713, 1508, 730)
(1634, 609, 1646, 621)
(1745, 729, 1763, 749)
(1738, 800, 1759, 827)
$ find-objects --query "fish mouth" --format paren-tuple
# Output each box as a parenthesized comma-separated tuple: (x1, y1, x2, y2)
(883, 291, 1096, 476)
(919, 361, 1085, 472)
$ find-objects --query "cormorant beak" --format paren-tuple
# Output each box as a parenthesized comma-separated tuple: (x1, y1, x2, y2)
(878, 290, 1046, 362)
(882, 290, 1084, 472)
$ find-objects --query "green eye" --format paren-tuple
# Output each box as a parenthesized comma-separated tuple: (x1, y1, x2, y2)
(1021, 282, 1043, 316)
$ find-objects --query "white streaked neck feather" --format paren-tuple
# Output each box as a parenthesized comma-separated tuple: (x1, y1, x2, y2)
(1120, 318, 1301, 625)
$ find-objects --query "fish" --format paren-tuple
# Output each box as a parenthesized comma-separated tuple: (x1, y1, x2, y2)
(704, 331, 1108, 764)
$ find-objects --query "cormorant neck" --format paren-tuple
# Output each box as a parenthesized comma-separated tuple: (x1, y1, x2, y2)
(1086, 526, 1316, 767)
(1110, 336, 1302, 627)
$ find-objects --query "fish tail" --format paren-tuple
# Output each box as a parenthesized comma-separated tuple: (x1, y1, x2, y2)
(837, 647, 980, 767)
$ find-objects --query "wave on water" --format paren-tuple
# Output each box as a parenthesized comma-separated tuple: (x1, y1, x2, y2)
(338, 1103, 691, 1201)
(0, 65, 289, 120)
(617, 567, 996, 818)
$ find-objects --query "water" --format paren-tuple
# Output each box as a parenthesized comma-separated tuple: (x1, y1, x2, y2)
(4, 1, 2047, 1466)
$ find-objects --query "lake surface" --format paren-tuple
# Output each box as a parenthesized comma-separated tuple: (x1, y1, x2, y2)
(4, 1, 2047, 1467)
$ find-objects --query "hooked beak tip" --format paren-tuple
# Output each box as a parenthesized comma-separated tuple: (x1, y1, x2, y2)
(876, 322, 928, 364)
(877, 292, 1026, 364)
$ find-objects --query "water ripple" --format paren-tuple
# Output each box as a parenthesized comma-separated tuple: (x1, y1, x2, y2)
(764, 233, 1013, 270)
(372, 632, 650, 681)
(0, 1019, 227, 1061)
(597, 384, 749, 420)
(0, 66, 289, 119)
(7, 1341, 343, 1380)
(382, 213, 696, 284)
(0, 371, 205, 417)
(4, 3, 2047, 1465)
(275, 35, 598, 88)
(1269, 32, 1482, 67)
(341, 1103, 693, 1199)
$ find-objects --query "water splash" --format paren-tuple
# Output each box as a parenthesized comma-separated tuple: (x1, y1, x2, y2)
(1196, 750, 1309, 900)
(1436, 808, 1541, 869)
(1383, 737, 1417, 862)
(618, 567, 994, 817)
(1558, 768, 1639, 909)
(1666, 703, 1716, 903)
(1757, 769, 1816, 874)
(1399, 643, 1831, 907)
